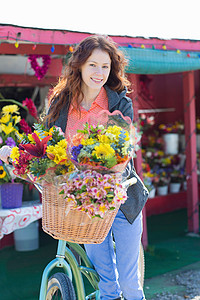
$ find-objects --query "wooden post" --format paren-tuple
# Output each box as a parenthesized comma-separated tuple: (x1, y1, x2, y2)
(128, 74, 148, 249)
(183, 71, 199, 233)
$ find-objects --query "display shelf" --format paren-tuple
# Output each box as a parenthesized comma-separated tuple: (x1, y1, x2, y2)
(146, 186, 200, 217)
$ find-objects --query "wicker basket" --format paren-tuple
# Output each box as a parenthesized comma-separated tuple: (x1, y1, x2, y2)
(42, 184, 119, 244)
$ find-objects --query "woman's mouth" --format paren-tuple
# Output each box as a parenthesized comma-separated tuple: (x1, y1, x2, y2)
(91, 78, 103, 84)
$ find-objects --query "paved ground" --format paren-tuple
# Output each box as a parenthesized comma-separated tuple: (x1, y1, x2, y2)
(144, 261, 200, 299)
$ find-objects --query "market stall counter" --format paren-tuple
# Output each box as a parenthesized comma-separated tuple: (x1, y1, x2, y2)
(0, 200, 42, 251)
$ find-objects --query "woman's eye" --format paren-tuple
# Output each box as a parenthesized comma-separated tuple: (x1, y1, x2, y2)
(89, 63, 96, 67)
(103, 65, 109, 69)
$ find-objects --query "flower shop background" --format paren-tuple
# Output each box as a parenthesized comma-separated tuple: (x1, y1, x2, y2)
(0, 24, 200, 250)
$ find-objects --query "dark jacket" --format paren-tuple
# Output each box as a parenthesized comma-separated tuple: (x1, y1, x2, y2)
(49, 85, 149, 224)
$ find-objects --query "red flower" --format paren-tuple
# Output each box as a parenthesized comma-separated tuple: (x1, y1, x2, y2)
(19, 119, 32, 134)
(23, 98, 39, 120)
(14, 151, 32, 175)
(21, 133, 51, 157)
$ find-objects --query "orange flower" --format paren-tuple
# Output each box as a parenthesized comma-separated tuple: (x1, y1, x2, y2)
(72, 132, 86, 146)
(116, 153, 128, 163)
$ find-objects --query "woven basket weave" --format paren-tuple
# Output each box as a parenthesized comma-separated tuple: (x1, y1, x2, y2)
(42, 184, 119, 244)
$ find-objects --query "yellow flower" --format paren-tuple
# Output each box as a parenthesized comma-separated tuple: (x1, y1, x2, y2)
(46, 144, 67, 164)
(0, 122, 15, 135)
(157, 150, 165, 156)
(10, 147, 20, 163)
(64, 161, 75, 172)
(92, 143, 115, 159)
(46, 145, 54, 153)
(98, 134, 110, 144)
(158, 124, 166, 130)
(57, 139, 67, 149)
(54, 147, 67, 164)
(43, 127, 54, 139)
(0, 114, 10, 123)
(0, 166, 6, 178)
(13, 115, 21, 125)
(81, 138, 96, 146)
(99, 203, 107, 213)
(106, 125, 121, 139)
(2, 105, 19, 115)
(106, 125, 129, 142)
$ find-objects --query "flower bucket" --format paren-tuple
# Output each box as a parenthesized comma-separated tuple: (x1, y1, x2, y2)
(14, 221, 39, 251)
(157, 185, 168, 196)
(169, 182, 181, 194)
(1, 183, 23, 209)
(163, 133, 179, 155)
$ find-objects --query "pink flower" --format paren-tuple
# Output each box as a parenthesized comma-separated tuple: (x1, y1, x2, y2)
(23, 98, 39, 120)
(19, 119, 32, 134)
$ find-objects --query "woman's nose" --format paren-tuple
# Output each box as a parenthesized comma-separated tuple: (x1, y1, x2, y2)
(95, 67, 103, 75)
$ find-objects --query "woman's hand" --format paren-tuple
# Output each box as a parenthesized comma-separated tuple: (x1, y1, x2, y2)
(0, 145, 12, 164)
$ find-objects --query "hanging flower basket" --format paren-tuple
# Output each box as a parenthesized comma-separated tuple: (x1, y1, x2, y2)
(1, 183, 23, 209)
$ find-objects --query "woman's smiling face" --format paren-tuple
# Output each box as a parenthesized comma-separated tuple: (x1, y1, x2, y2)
(80, 49, 111, 92)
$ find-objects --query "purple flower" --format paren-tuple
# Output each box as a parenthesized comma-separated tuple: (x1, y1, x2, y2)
(71, 145, 83, 162)
(0, 159, 3, 165)
(0, 137, 3, 144)
(5, 137, 16, 148)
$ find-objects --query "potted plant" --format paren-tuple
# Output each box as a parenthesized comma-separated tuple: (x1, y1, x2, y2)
(156, 171, 169, 196)
(158, 121, 182, 155)
(143, 175, 156, 198)
(169, 169, 184, 193)
(142, 161, 157, 198)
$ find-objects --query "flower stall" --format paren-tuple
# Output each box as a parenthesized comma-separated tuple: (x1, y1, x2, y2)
(0, 24, 200, 249)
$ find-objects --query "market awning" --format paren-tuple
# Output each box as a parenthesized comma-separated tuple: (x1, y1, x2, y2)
(121, 47, 200, 74)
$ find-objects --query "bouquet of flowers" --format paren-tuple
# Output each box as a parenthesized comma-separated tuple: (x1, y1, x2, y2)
(60, 170, 127, 218)
(0, 99, 39, 184)
(68, 110, 141, 173)
(10, 123, 75, 184)
(54, 110, 141, 219)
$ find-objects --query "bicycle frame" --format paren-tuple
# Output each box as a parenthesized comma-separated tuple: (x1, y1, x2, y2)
(39, 239, 100, 300)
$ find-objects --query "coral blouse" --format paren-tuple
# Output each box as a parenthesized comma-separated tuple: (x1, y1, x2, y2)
(65, 87, 108, 140)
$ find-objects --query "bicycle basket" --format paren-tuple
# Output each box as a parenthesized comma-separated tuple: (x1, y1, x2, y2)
(42, 183, 120, 244)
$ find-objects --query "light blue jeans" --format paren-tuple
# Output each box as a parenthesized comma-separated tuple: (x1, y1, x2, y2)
(84, 210, 145, 300)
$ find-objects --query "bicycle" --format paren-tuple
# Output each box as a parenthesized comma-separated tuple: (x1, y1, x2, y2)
(39, 237, 145, 300)
(36, 176, 145, 300)
(6, 162, 145, 300)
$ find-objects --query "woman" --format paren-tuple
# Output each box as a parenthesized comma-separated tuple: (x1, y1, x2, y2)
(0, 35, 148, 300)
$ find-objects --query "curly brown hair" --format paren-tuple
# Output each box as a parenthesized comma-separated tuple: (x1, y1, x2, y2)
(46, 35, 130, 125)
